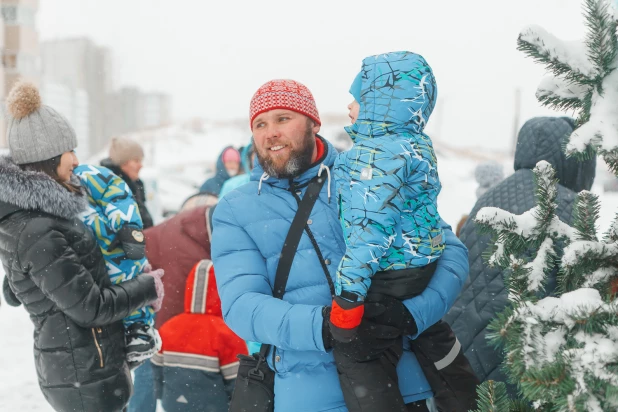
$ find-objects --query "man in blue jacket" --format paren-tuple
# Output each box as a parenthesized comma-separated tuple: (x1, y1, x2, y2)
(211, 79, 470, 412)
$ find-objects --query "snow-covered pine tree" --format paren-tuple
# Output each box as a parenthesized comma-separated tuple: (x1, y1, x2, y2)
(474, 1, 618, 411)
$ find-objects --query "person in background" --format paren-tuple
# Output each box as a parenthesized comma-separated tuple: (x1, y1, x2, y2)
(101, 136, 154, 228)
(199, 146, 241, 196)
(128, 200, 218, 412)
(152, 260, 247, 412)
(445, 117, 596, 395)
(455, 214, 469, 238)
(219, 142, 255, 198)
(474, 161, 504, 198)
(0, 81, 162, 412)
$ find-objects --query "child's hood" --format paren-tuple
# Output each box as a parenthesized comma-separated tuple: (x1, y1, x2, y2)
(348, 51, 437, 139)
(184, 259, 222, 316)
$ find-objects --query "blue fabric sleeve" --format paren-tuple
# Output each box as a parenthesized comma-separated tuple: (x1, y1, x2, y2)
(211, 198, 326, 352)
(403, 220, 469, 338)
(336, 145, 408, 297)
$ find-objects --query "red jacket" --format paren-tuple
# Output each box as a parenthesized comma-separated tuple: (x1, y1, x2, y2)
(145, 205, 212, 328)
(152, 259, 247, 378)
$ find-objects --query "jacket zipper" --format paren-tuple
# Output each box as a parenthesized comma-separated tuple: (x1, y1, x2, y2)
(91, 328, 104, 368)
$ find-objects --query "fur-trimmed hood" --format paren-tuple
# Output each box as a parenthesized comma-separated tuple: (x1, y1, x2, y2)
(0, 155, 88, 221)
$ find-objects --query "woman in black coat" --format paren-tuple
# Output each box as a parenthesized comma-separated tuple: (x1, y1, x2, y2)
(0, 81, 163, 412)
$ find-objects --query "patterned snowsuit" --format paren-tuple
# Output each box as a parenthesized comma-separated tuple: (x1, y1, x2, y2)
(74, 164, 154, 328)
(334, 51, 445, 304)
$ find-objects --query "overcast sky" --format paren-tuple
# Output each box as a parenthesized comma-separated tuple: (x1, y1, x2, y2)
(38, 0, 589, 151)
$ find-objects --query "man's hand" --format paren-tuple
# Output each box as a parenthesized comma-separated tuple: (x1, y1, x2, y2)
(323, 306, 401, 361)
(365, 293, 418, 336)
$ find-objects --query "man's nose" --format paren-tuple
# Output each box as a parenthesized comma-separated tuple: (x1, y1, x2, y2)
(265, 123, 281, 139)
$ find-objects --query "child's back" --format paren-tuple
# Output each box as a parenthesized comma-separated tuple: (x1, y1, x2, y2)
(334, 51, 445, 303)
(152, 260, 247, 412)
(74, 164, 157, 362)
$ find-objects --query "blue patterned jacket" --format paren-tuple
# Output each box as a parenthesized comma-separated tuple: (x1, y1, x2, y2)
(335, 51, 445, 299)
(74, 164, 154, 327)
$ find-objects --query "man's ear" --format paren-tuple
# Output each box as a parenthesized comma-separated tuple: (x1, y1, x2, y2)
(312, 121, 321, 136)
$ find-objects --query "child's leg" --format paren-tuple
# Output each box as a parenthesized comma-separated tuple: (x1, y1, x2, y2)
(333, 338, 407, 412)
(125, 306, 160, 363)
(410, 321, 479, 412)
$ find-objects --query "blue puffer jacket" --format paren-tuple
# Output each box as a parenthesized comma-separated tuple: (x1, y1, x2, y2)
(335, 51, 444, 298)
(212, 137, 469, 411)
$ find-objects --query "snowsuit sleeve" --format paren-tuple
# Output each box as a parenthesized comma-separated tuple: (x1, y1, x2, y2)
(211, 198, 326, 352)
(87, 167, 144, 233)
(18, 220, 157, 328)
(403, 220, 469, 338)
(336, 142, 408, 297)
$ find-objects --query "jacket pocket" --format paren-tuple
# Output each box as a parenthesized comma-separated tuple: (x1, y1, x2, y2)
(91, 327, 104, 368)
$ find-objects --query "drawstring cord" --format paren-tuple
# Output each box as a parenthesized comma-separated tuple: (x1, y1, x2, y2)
(258, 172, 269, 195)
(318, 164, 331, 203)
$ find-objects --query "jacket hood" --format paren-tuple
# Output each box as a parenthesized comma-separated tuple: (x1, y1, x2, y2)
(216, 146, 239, 180)
(0, 155, 88, 221)
(240, 142, 254, 175)
(180, 205, 211, 245)
(347, 51, 437, 139)
(514, 117, 596, 193)
(251, 135, 336, 189)
(184, 259, 221, 316)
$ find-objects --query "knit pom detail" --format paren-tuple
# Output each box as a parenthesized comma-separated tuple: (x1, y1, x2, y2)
(6, 80, 41, 119)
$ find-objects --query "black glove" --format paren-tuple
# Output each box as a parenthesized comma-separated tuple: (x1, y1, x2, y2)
(107, 224, 146, 260)
(364, 293, 418, 336)
(322, 306, 401, 361)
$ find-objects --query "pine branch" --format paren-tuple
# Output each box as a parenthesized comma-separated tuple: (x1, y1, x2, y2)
(573, 190, 601, 241)
(536, 75, 590, 112)
(518, 25, 596, 86)
(583, 0, 618, 76)
(473, 380, 511, 412)
(532, 161, 559, 234)
(601, 149, 618, 175)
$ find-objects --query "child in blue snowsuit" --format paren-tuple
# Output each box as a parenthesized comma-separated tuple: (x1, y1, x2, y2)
(75, 164, 159, 364)
(330, 51, 478, 412)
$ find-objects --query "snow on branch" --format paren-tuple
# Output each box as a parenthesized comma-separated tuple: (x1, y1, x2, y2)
(567, 69, 618, 156)
(525, 237, 555, 292)
(519, 24, 597, 80)
(536, 75, 590, 111)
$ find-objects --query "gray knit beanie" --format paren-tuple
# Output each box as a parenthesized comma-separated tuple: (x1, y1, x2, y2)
(475, 161, 504, 198)
(6, 81, 77, 165)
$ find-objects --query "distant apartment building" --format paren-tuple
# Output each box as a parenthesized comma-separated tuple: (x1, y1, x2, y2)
(40, 83, 90, 158)
(0, 0, 39, 147)
(40, 38, 112, 154)
(107, 87, 171, 136)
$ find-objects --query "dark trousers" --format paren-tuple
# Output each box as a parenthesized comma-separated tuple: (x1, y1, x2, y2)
(335, 263, 479, 412)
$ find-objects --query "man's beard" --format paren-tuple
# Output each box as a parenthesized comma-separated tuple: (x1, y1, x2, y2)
(257, 125, 315, 179)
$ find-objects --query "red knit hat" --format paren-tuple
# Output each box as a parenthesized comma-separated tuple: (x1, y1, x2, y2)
(249, 79, 321, 128)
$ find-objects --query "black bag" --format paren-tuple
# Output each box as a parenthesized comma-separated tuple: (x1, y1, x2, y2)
(228, 175, 327, 412)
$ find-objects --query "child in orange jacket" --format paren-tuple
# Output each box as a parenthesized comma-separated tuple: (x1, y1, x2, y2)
(151, 259, 247, 412)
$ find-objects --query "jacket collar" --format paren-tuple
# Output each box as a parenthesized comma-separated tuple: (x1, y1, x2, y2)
(250, 135, 336, 191)
(0, 155, 88, 221)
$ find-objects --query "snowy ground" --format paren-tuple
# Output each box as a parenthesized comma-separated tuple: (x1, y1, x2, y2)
(2, 124, 618, 411)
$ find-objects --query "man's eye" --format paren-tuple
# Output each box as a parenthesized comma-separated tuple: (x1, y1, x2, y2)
(279, 117, 289, 122)
(255, 122, 265, 128)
